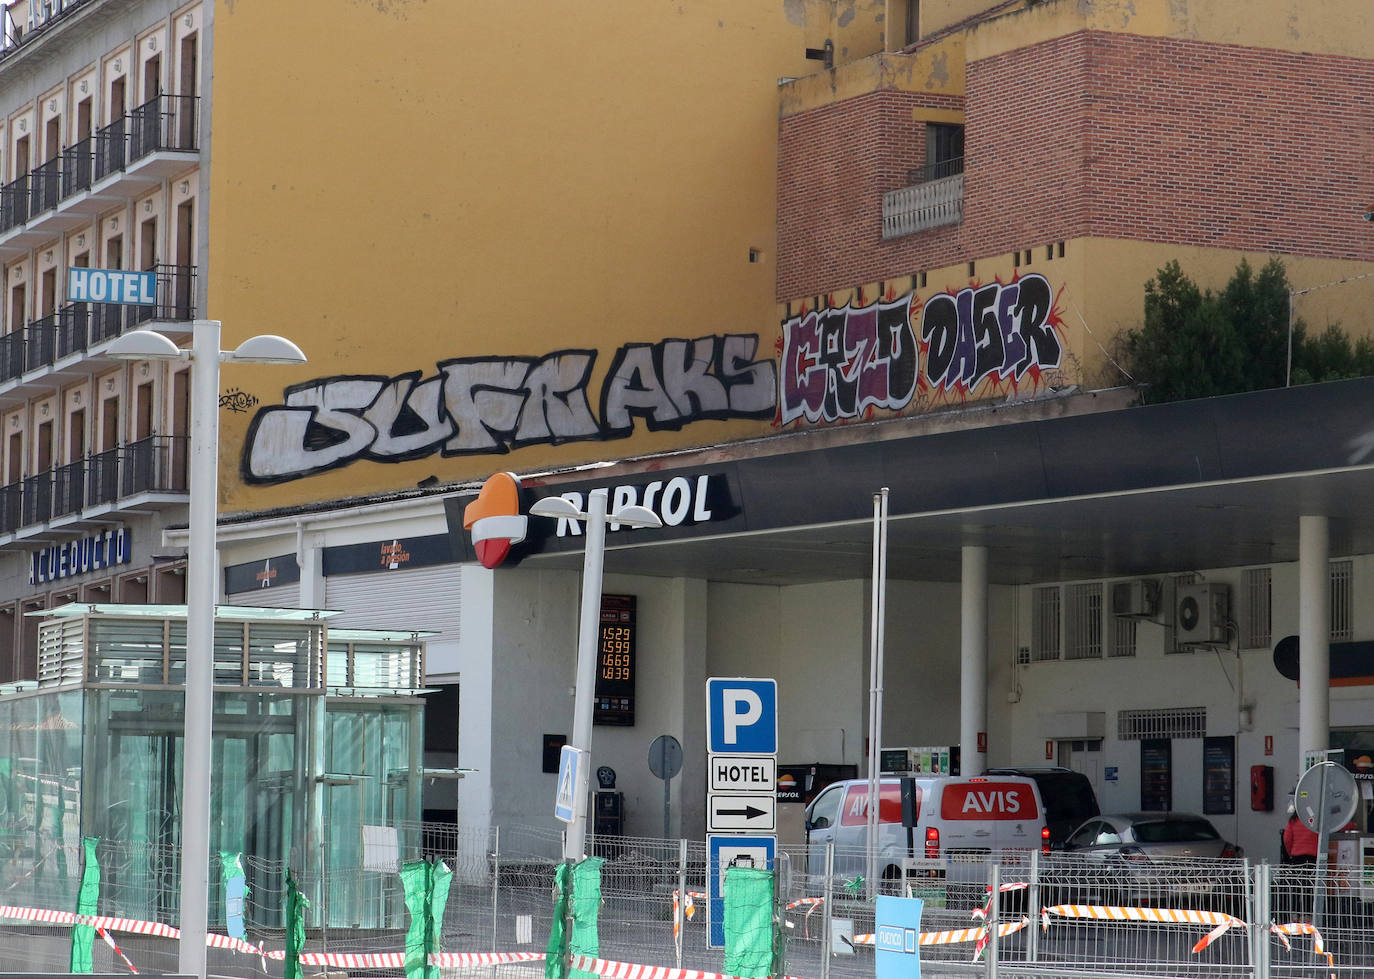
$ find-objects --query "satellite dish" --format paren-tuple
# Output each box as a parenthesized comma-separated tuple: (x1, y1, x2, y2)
(1294, 761, 1358, 834)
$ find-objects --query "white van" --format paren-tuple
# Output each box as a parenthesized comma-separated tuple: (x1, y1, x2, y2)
(804, 774, 1048, 893)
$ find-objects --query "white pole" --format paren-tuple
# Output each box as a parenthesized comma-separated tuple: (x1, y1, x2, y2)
(865, 488, 889, 897)
(1298, 515, 1330, 772)
(960, 545, 988, 777)
(563, 488, 609, 861)
(178, 320, 220, 979)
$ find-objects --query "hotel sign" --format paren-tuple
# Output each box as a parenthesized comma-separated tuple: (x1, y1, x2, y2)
(29, 528, 131, 585)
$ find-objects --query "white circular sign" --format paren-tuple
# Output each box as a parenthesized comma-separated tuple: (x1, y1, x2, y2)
(1295, 761, 1358, 834)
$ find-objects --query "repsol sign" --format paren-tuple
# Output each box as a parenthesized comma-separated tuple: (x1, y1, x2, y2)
(443, 466, 746, 564)
(30, 528, 131, 585)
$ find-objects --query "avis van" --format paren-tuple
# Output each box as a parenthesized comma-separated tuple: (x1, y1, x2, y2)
(804, 775, 1048, 897)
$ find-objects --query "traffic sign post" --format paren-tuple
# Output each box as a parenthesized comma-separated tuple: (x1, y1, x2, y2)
(705, 678, 779, 947)
(648, 734, 683, 840)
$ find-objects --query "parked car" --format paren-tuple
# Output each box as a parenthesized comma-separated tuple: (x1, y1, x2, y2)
(985, 767, 1100, 848)
(1050, 812, 1243, 909)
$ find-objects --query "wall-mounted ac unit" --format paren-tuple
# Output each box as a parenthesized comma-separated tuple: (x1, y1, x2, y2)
(1111, 579, 1160, 618)
(1176, 582, 1230, 644)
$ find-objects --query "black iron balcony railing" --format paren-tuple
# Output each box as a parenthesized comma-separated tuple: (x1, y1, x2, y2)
(51, 460, 85, 519)
(20, 473, 50, 528)
(129, 264, 197, 325)
(93, 117, 126, 183)
(61, 137, 93, 199)
(89, 302, 132, 345)
(0, 0, 97, 66)
(120, 435, 188, 496)
(30, 157, 61, 215)
(57, 303, 89, 360)
(26, 314, 58, 374)
(918, 155, 964, 183)
(0, 330, 25, 382)
(0, 482, 19, 535)
(0, 174, 31, 233)
(86, 448, 119, 508)
(129, 94, 199, 161)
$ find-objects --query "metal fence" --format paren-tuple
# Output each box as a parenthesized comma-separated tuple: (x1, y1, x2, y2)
(0, 826, 1367, 978)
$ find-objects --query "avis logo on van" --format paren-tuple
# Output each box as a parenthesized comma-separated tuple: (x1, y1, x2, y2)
(940, 783, 1032, 820)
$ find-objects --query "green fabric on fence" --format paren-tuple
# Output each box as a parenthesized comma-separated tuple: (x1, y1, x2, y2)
(723, 865, 775, 979)
(68, 836, 100, 974)
(284, 870, 309, 979)
(401, 858, 454, 979)
(544, 862, 572, 979)
(569, 857, 603, 979)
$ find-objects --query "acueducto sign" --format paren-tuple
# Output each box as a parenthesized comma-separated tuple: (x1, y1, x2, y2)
(29, 528, 131, 585)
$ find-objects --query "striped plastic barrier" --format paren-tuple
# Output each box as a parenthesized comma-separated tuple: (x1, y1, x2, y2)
(851, 915, 1030, 948)
(570, 954, 810, 979)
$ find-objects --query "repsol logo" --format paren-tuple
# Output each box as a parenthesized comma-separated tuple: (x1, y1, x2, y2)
(547, 474, 720, 538)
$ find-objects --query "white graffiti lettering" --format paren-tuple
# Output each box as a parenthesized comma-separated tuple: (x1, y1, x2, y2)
(243, 336, 776, 484)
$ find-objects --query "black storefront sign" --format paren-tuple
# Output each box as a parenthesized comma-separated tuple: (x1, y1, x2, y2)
(1203, 735, 1235, 815)
(224, 554, 302, 594)
(322, 533, 459, 576)
(1140, 738, 1173, 812)
(595, 594, 636, 726)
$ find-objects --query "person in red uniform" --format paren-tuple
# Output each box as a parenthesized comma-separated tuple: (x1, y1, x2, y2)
(1281, 804, 1319, 864)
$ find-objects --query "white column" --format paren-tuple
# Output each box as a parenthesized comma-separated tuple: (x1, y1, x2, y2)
(960, 545, 988, 777)
(1298, 515, 1330, 773)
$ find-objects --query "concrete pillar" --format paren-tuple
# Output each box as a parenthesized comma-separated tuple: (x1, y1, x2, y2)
(1298, 515, 1330, 773)
(961, 545, 988, 776)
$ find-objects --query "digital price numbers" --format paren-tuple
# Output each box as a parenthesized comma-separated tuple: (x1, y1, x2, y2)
(595, 594, 636, 726)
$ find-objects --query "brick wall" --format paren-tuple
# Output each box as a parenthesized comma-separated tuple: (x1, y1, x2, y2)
(777, 31, 1374, 301)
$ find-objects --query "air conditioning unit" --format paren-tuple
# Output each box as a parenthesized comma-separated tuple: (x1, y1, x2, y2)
(1176, 582, 1230, 644)
(1111, 579, 1160, 618)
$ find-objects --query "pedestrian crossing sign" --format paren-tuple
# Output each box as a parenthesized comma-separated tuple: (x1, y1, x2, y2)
(555, 745, 584, 823)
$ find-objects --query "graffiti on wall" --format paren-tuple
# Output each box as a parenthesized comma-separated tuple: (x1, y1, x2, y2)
(242, 334, 776, 483)
(779, 273, 1066, 425)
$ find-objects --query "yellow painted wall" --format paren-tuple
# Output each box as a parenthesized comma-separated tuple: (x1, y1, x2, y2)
(211, 0, 883, 512)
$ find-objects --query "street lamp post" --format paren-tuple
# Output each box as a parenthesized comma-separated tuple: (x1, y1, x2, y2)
(528, 488, 661, 860)
(107, 322, 306, 979)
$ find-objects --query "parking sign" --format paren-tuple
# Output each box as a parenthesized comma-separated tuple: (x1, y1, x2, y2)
(706, 678, 777, 754)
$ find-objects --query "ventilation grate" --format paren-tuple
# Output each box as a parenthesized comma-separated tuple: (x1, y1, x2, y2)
(1118, 706, 1206, 741)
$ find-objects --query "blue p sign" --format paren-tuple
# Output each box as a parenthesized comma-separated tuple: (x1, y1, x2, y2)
(707, 678, 777, 754)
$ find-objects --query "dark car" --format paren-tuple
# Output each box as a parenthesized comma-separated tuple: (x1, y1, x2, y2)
(985, 767, 1100, 848)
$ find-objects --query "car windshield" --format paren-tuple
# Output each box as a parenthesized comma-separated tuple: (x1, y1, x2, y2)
(1131, 818, 1219, 843)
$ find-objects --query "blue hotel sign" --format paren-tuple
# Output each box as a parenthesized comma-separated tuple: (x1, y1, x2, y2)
(29, 528, 131, 585)
(66, 267, 156, 305)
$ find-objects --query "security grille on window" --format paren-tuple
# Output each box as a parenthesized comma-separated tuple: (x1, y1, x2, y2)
(1118, 706, 1207, 741)
(1241, 567, 1272, 650)
(1109, 614, 1137, 658)
(1064, 583, 1103, 660)
(1031, 585, 1060, 661)
(1330, 559, 1352, 642)
(1166, 572, 1198, 653)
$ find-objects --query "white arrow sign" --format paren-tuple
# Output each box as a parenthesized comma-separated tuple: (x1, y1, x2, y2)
(708, 792, 776, 831)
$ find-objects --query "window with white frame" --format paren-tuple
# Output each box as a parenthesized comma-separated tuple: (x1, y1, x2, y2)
(1330, 559, 1352, 642)
(1031, 585, 1060, 661)
(1242, 567, 1272, 650)
(1064, 583, 1103, 660)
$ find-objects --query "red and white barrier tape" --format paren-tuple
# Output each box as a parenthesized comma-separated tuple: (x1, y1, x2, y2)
(1041, 904, 1243, 929)
(1270, 921, 1335, 976)
(851, 915, 1030, 950)
(97, 926, 139, 974)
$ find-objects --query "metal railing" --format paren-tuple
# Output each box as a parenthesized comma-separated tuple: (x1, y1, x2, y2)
(93, 116, 126, 182)
(916, 155, 965, 183)
(0, 481, 19, 534)
(25, 314, 57, 373)
(119, 435, 188, 497)
(56, 303, 89, 359)
(85, 447, 119, 508)
(882, 171, 964, 238)
(20, 472, 50, 528)
(0, 329, 24, 381)
(61, 137, 93, 198)
(0, 173, 30, 232)
(129, 263, 197, 324)
(129, 93, 199, 161)
(29, 157, 61, 215)
(50, 460, 84, 519)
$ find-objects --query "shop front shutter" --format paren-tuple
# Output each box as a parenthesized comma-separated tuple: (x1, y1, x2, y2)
(324, 565, 461, 640)
(227, 582, 301, 609)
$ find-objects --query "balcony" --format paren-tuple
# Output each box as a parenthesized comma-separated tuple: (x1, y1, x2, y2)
(0, 96, 200, 257)
(0, 435, 189, 540)
(0, 264, 198, 405)
(881, 157, 965, 238)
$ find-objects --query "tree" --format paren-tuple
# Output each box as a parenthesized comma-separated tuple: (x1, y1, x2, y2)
(1115, 257, 1371, 404)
